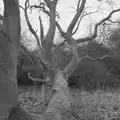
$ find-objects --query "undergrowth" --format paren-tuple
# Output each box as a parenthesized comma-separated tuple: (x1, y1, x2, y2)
(18, 86, 120, 120)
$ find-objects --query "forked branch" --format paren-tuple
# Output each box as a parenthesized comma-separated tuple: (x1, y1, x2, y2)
(20, 0, 48, 71)
(72, 7, 101, 35)
(20, 0, 41, 48)
(76, 8, 120, 43)
(67, 0, 86, 34)
(56, 22, 80, 78)
(30, 3, 50, 16)
(41, 0, 58, 65)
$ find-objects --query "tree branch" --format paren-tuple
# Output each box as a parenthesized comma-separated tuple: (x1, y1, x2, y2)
(67, 0, 86, 34)
(108, 19, 120, 24)
(20, 45, 35, 64)
(43, 0, 58, 65)
(39, 16, 44, 46)
(56, 16, 80, 79)
(76, 8, 120, 43)
(20, 45, 48, 72)
(44, 0, 52, 8)
(28, 72, 45, 82)
(30, 3, 50, 16)
(77, 0, 81, 12)
(20, 0, 41, 48)
(0, 14, 4, 21)
(72, 8, 100, 35)
(56, 22, 65, 37)
(20, 0, 48, 71)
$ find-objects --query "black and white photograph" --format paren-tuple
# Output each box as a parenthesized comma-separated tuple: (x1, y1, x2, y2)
(0, 0, 120, 119)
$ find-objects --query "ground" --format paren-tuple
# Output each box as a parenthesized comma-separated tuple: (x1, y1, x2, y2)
(18, 85, 120, 120)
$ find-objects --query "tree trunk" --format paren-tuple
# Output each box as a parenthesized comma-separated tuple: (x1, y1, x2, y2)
(39, 70, 70, 120)
(0, 0, 78, 119)
(0, 33, 18, 120)
(0, 0, 20, 119)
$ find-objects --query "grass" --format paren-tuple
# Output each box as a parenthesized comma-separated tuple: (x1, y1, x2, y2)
(18, 85, 120, 120)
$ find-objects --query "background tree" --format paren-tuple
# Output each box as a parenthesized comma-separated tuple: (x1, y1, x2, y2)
(108, 26, 120, 56)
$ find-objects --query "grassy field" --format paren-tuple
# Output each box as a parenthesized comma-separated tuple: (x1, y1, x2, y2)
(18, 86, 120, 120)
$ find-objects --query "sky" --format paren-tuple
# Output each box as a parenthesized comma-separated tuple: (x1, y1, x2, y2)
(0, 0, 120, 46)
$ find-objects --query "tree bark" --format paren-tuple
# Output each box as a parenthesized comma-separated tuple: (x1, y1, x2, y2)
(0, 0, 20, 119)
(39, 70, 70, 120)
(0, 0, 78, 120)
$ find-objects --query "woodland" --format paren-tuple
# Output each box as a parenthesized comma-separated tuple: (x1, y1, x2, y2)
(1, 0, 120, 120)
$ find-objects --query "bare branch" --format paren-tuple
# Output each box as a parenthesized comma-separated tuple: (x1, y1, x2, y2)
(57, 2, 120, 79)
(44, 0, 52, 9)
(67, 0, 86, 34)
(21, 44, 49, 71)
(20, 2, 50, 71)
(72, 13, 83, 35)
(105, 0, 116, 8)
(55, 7, 81, 78)
(72, 5, 101, 35)
(20, 46, 35, 64)
(52, 22, 67, 54)
(0, 14, 4, 21)
(56, 22, 65, 37)
(28, 72, 45, 82)
(77, 0, 81, 12)
(30, 4, 50, 16)
(29, 0, 59, 65)
(108, 19, 120, 24)
(64, 52, 111, 79)
(39, 16, 44, 46)
(20, 0, 41, 48)
(19, 5, 24, 10)
(76, 8, 120, 43)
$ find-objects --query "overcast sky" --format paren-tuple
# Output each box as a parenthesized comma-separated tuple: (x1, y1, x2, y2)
(0, 0, 120, 45)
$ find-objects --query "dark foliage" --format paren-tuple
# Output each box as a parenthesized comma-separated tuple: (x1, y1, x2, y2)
(17, 72, 34, 86)
(18, 41, 120, 90)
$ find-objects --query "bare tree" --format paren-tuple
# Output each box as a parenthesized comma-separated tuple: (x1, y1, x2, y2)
(18, 0, 120, 119)
(1, 0, 120, 120)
